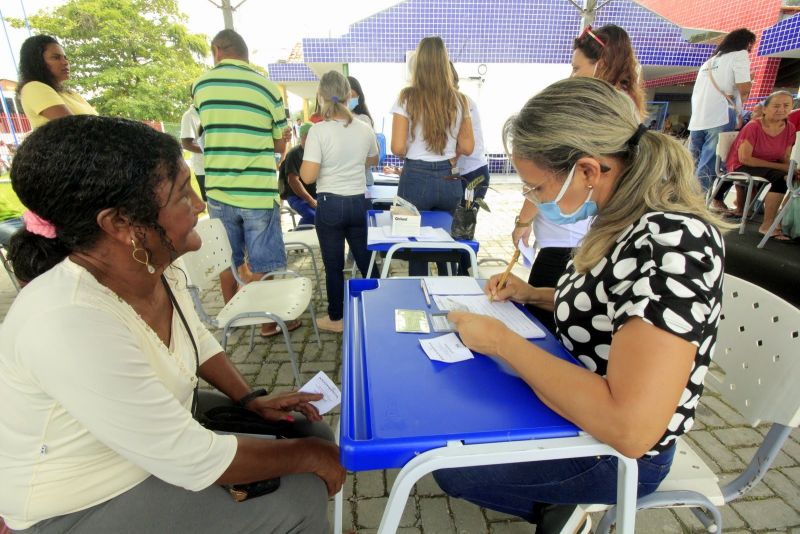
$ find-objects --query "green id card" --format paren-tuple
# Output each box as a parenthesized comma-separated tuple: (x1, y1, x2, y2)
(395, 309, 430, 333)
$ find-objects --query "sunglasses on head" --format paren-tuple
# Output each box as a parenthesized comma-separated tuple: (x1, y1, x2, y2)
(578, 25, 606, 48)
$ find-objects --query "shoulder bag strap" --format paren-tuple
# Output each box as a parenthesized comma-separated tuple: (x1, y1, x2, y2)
(161, 274, 200, 417)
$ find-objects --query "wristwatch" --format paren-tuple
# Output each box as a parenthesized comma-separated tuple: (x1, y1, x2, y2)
(514, 216, 532, 228)
(237, 388, 268, 408)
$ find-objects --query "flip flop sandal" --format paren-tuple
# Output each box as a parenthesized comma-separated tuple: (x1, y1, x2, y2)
(260, 319, 302, 337)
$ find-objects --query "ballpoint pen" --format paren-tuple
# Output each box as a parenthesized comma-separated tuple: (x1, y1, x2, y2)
(490, 248, 521, 303)
(420, 279, 432, 307)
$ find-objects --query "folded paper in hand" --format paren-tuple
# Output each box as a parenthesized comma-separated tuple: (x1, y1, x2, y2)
(389, 196, 421, 236)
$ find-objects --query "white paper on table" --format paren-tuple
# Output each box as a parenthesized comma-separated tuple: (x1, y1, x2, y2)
(414, 227, 455, 242)
(431, 295, 546, 339)
(374, 211, 392, 226)
(517, 239, 535, 268)
(298, 371, 341, 415)
(423, 276, 483, 295)
(419, 333, 474, 363)
(367, 226, 408, 245)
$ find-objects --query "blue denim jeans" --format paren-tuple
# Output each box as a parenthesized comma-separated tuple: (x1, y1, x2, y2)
(287, 196, 316, 226)
(207, 199, 286, 273)
(0, 217, 24, 247)
(315, 193, 373, 320)
(433, 442, 675, 523)
(689, 108, 737, 192)
(397, 159, 463, 276)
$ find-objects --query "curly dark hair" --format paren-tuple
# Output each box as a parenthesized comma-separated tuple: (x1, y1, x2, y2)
(8, 115, 182, 282)
(714, 28, 756, 56)
(573, 24, 646, 118)
(347, 76, 373, 125)
(18, 34, 62, 92)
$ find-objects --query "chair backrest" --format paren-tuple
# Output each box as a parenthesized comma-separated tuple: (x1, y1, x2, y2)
(714, 131, 740, 178)
(181, 218, 233, 291)
(706, 274, 800, 428)
(715, 131, 739, 160)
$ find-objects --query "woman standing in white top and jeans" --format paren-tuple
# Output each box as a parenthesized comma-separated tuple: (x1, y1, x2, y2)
(301, 71, 379, 333)
(391, 36, 474, 276)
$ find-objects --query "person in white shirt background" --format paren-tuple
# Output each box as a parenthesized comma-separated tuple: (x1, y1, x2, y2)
(390, 36, 474, 276)
(180, 101, 206, 201)
(688, 28, 755, 199)
(300, 71, 379, 333)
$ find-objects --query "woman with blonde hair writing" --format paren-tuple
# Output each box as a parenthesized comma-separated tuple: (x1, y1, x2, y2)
(435, 77, 727, 532)
(391, 36, 474, 275)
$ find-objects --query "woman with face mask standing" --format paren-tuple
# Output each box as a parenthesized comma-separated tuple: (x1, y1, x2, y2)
(18, 35, 97, 129)
(347, 76, 378, 186)
(511, 24, 645, 332)
(434, 76, 728, 534)
(300, 72, 379, 333)
(391, 36, 474, 276)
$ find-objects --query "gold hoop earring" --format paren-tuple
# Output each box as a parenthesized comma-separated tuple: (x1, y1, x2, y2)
(131, 239, 156, 274)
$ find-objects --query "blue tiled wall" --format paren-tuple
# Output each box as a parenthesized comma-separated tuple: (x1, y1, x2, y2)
(267, 63, 318, 82)
(302, 0, 713, 66)
(759, 14, 800, 57)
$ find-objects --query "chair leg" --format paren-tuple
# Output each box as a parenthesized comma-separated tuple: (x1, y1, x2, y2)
(707, 178, 724, 207)
(276, 318, 301, 385)
(739, 181, 755, 235)
(308, 249, 323, 303)
(308, 304, 321, 347)
(757, 192, 792, 249)
(221, 326, 231, 353)
(248, 325, 256, 351)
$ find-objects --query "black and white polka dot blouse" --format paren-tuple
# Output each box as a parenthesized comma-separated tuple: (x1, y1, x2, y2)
(554, 211, 725, 455)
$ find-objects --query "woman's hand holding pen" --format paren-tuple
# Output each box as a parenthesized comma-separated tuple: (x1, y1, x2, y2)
(485, 272, 531, 303)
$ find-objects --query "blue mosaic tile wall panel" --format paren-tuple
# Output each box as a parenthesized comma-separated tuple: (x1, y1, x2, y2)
(302, 0, 713, 66)
(267, 63, 318, 82)
(759, 14, 800, 56)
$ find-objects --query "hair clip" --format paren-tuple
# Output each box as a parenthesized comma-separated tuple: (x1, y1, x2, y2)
(331, 96, 339, 103)
(579, 25, 606, 48)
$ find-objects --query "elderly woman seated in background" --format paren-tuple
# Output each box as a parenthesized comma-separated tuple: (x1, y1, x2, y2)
(725, 90, 796, 241)
(0, 115, 344, 533)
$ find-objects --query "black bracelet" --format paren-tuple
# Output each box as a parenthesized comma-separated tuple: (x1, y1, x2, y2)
(237, 388, 268, 408)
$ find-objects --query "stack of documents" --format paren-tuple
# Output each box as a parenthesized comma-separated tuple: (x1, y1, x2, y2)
(367, 225, 456, 245)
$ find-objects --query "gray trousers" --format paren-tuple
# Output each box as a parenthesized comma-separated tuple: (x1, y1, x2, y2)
(14, 391, 332, 534)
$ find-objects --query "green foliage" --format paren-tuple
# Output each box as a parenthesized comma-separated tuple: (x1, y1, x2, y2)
(9, 0, 209, 122)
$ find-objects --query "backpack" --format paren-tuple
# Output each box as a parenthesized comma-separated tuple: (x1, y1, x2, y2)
(781, 196, 800, 239)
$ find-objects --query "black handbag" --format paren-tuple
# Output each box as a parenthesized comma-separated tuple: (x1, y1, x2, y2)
(451, 205, 478, 240)
(162, 276, 282, 502)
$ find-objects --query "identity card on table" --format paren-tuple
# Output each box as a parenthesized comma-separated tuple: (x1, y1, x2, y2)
(298, 371, 341, 415)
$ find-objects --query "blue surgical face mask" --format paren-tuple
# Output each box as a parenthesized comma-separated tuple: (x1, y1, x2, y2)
(537, 164, 598, 225)
(347, 97, 359, 111)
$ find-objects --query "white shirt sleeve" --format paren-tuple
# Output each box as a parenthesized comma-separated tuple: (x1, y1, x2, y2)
(18, 306, 237, 491)
(731, 51, 751, 84)
(390, 100, 409, 118)
(303, 125, 322, 164)
(180, 110, 196, 140)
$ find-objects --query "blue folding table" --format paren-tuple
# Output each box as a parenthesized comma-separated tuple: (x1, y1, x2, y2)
(335, 278, 639, 533)
(366, 210, 480, 277)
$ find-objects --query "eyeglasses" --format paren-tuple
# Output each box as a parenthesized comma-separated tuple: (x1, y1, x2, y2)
(520, 183, 544, 206)
(578, 25, 606, 48)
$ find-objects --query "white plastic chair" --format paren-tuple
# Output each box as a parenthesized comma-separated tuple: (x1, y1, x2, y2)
(280, 202, 298, 229)
(707, 132, 770, 235)
(757, 132, 799, 249)
(582, 274, 800, 534)
(181, 218, 320, 385)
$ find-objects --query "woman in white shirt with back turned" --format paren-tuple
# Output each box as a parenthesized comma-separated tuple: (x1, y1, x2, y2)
(301, 71, 379, 333)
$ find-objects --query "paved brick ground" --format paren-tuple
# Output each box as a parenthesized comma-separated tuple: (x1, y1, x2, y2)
(1, 178, 798, 533)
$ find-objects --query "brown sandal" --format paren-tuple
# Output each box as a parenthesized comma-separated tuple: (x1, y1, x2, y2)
(260, 319, 302, 337)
